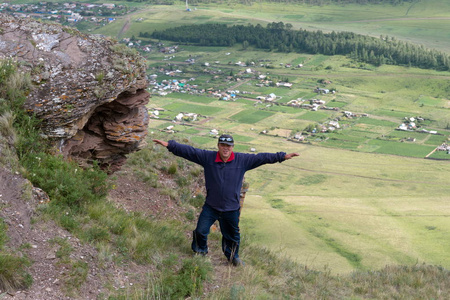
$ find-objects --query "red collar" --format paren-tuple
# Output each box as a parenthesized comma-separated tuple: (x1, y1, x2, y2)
(215, 151, 235, 162)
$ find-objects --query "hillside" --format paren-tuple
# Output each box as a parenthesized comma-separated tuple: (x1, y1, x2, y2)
(2, 125, 450, 299)
(1, 1, 450, 299)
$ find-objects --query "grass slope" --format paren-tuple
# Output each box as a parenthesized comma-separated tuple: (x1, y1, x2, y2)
(90, 0, 450, 275)
(145, 50, 450, 273)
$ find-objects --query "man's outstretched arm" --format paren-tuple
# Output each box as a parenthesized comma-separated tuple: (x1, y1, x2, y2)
(284, 153, 300, 160)
(153, 139, 168, 147)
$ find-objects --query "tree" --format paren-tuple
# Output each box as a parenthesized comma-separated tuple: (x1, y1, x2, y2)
(243, 40, 249, 50)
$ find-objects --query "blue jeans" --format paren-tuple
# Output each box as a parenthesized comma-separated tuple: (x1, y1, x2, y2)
(192, 203, 241, 260)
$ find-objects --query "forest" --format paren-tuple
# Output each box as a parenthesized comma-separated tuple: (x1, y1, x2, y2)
(145, 22, 450, 71)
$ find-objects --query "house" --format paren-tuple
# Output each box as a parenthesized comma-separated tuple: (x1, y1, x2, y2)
(294, 133, 305, 141)
(329, 120, 340, 129)
(266, 93, 277, 101)
(287, 99, 303, 107)
(315, 88, 330, 94)
(276, 82, 292, 88)
(102, 3, 116, 9)
(175, 113, 184, 121)
(312, 99, 325, 105)
(343, 111, 353, 118)
(398, 123, 408, 131)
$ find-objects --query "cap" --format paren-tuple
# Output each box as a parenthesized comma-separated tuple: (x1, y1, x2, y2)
(218, 134, 234, 146)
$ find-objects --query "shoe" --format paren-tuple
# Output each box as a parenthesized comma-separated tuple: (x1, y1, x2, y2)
(231, 257, 244, 266)
(194, 251, 207, 257)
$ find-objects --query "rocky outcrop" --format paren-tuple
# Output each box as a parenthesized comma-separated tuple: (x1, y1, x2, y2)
(0, 14, 150, 171)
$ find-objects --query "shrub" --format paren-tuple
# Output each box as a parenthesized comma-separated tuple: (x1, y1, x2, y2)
(83, 226, 111, 243)
(189, 194, 205, 208)
(168, 162, 178, 174)
(21, 154, 109, 209)
(160, 256, 212, 298)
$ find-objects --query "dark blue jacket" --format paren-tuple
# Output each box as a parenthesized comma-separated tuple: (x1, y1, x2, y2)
(167, 140, 286, 212)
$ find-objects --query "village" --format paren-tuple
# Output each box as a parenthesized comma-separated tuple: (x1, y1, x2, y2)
(146, 62, 365, 144)
(0, 2, 134, 26)
(147, 60, 447, 150)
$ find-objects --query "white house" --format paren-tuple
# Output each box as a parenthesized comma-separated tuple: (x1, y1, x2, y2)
(175, 113, 184, 121)
(398, 123, 408, 131)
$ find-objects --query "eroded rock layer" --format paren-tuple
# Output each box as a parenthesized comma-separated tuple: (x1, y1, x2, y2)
(0, 14, 150, 171)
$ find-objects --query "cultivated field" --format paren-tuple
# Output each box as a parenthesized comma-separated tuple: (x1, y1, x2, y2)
(93, 1, 450, 274)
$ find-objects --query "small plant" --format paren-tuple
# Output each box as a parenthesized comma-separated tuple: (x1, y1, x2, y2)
(93, 87, 106, 99)
(0, 219, 33, 292)
(160, 256, 212, 298)
(95, 71, 105, 83)
(112, 58, 132, 74)
(83, 225, 111, 243)
(110, 43, 139, 58)
(175, 174, 188, 186)
(66, 260, 88, 291)
(188, 194, 205, 208)
(49, 237, 73, 263)
(185, 209, 195, 221)
(168, 162, 178, 174)
(0, 111, 17, 146)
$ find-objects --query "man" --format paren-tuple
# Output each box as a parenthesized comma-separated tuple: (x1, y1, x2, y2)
(153, 134, 299, 266)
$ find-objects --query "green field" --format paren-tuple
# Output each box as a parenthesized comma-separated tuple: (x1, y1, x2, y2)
(92, 1, 450, 274)
(93, 1, 450, 54)
(143, 55, 450, 274)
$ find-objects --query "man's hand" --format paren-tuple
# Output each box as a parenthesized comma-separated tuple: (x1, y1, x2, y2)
(284, 153, 299, 160)
(153, 139, 168, 147)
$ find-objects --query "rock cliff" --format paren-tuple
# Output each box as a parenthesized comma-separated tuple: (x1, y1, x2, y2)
(0, 14, 150, 171)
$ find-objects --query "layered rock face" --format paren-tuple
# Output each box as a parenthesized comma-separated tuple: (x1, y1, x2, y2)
(0, 14, 150, 171)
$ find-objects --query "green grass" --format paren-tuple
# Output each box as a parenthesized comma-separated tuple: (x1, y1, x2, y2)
(356, 117, 398, 127)
(368, 139, 436, 157)
(167, 93, 216, 104)
(298, 111, 331, 122)
(229, 109, 275, 124)
(4, 2, 450, 296)
(424, 133, 448, 145)
(163, 102, 224, 116)
(140, 37, 450, 276)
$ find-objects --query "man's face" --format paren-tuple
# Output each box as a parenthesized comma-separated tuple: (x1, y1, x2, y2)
(218, 143, 234, 161)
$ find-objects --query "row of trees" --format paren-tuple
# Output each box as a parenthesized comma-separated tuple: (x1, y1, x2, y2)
(146, 22, 450, 71)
